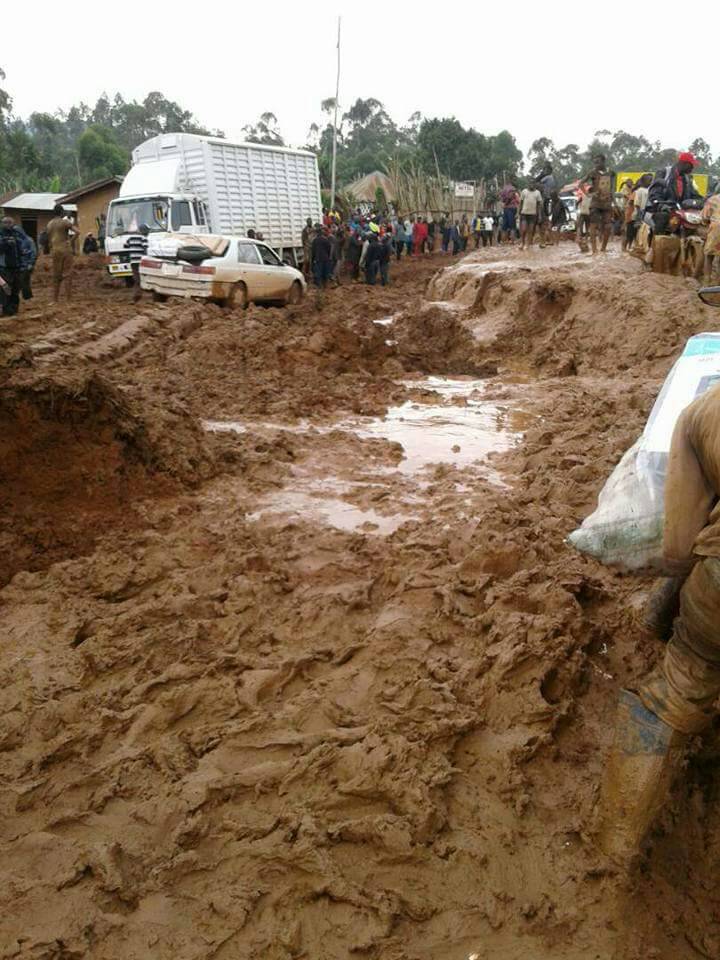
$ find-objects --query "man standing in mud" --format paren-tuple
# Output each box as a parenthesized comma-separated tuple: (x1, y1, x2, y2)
(533, 162, 556, 247)
(310, 225, 332, 289)
(518, 182, 543, 250)
(579, 154, 615, 254)
(301, 217, 314, 280)
(46, 205, 80, 302)
(0, 220, 21, 316)
(598, 382, 720, 862)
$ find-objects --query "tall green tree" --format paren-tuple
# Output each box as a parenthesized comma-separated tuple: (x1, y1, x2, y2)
(242, 112, 285, 146)
(78, 126, 128, 181)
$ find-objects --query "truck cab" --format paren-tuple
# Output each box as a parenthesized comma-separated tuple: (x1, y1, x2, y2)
(105, 194, 209, 278)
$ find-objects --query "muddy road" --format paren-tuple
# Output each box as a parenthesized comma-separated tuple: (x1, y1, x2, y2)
(2, 246, 720, 960)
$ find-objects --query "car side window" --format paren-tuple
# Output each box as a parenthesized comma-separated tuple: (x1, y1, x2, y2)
(257, 244, 281, 266)
(237, 242, 260, 265)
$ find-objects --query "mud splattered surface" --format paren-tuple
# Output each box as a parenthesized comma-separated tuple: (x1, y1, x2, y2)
(2, 246, 720, 959)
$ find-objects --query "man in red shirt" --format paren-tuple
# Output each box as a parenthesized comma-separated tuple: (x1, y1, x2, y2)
(413, 218, 428, 256)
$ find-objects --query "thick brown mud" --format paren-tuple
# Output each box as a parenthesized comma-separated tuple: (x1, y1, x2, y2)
(1, 247, 720, 960)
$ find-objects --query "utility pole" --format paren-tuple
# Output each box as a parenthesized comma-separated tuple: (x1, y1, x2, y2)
(330, 16, 341, 211)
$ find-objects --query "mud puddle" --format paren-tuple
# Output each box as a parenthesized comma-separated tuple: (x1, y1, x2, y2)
(247, 479, 411, 535)
(347, 376, 528, 478)
(207, 377, 532, 535)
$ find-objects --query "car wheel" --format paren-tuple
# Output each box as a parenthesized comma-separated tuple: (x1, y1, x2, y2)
(124, 277, 134, 288)
(234, 282, 249, 309)
(286, 281, 303, 306)
(152, 290, 168, 303)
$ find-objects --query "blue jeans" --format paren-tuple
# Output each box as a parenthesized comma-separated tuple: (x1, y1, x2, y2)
(502, 208, 517, 232)
(313, 260, 332, 287)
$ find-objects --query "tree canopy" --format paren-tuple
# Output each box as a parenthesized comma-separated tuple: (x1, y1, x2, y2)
(1, 67, 717, 199)
(0, 76, 220, 193)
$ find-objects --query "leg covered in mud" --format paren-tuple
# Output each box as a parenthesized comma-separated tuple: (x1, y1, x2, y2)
(640, 557, 720, 734)
(597, 558, 720, 862)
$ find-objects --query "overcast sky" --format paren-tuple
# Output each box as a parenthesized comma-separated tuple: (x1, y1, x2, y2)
(3, 0, 717, 164)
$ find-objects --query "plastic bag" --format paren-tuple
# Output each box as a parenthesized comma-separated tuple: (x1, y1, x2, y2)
(568, 333, 720, 570)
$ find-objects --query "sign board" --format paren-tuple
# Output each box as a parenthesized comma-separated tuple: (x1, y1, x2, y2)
(616, 171, 710, 197)
(454, 182, 475, 198)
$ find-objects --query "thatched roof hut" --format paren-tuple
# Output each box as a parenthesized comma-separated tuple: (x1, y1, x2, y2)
(345, 171, 396, 203)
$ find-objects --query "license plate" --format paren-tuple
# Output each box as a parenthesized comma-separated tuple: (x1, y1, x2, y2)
(161, 263, 182, 277)
(109, 264, 131, 275)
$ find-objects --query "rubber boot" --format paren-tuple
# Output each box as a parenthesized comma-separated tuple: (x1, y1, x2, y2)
(641, 577, 683, 641)
(596, 690, 688, 864)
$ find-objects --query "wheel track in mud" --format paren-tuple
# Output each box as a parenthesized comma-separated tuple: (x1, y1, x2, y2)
(1, 248, 720, 959)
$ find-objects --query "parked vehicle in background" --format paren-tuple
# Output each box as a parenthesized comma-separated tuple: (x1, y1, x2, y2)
(139, 234, 306, 308)
(560, 194, 577, 231)
(105, 133, 322, 279)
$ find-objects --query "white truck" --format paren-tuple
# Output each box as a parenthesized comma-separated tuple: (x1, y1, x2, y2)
(105, 132, 322, 278)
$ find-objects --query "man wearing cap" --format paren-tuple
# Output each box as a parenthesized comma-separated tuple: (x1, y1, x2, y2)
(648, 152, 702, 235)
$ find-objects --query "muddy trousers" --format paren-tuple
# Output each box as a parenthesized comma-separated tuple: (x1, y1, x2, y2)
(640, 557, 720, 734)
(0, 270, 20, 315)
(52, 251, 74, 301)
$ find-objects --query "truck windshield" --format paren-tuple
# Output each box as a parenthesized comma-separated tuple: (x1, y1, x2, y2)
(108, 199, 169, 237)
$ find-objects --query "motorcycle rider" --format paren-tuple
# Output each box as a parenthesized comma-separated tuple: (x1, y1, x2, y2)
(647, 151, 702, 235)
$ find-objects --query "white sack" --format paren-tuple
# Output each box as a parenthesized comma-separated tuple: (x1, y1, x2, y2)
(568, 333, 720, 570)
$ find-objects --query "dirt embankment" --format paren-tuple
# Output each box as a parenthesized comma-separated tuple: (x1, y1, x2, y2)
(1, 248, 720, 960)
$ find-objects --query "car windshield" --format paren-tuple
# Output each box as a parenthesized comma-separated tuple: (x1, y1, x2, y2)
(108, 199, 169, 237)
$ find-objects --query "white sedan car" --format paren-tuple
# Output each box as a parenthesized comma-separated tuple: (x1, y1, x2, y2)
(139, 234, 306, 308)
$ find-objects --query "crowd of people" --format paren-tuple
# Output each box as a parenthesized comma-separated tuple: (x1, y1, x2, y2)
(0, 204, 91, 316)
(4, 149, 720, 317)
(301, 207, 515, 290)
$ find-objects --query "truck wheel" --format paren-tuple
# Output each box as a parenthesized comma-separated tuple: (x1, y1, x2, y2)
(152, 290, 168, 303)
(286, 281, 303, 306)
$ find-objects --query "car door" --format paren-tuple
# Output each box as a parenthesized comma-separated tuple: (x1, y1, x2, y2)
(254, 243, 290, 299)
(236, 240, 262, 300)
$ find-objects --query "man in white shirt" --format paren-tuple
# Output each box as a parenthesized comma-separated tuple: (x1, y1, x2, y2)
(482, 214, 494, 247)
(576, 190, 593, 252)
(519, 186, 543, 250)
(625, 173, 653, 251)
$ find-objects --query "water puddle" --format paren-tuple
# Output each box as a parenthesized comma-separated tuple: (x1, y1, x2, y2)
(248, 489, 409, 535)
(340, 377, 525, 478)
(204, 377, 534, 535)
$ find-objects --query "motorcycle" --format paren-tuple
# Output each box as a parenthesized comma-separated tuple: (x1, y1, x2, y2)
(651, 197, 704, 237)
(667, 198, 705, 238)
(650, 199, 706, 277)
(699, 286, 720, 307)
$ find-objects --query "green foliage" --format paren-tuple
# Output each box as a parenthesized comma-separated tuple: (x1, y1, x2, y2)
(0, 66, 12, 127)
(1, 64, 718, 202)
(0, 72, 220, 193)
(78, 126, 128, 181)
(416, 118, 523, 182)
(242, 112, 285, 146)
